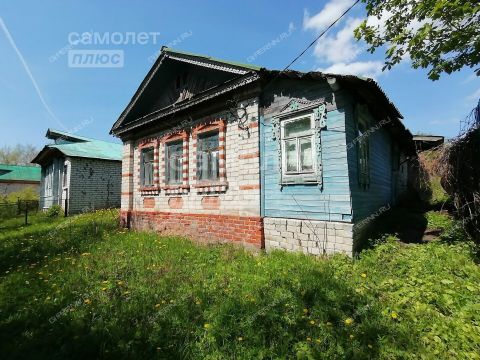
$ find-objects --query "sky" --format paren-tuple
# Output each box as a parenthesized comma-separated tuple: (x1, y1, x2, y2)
(0, 0, 478, 148)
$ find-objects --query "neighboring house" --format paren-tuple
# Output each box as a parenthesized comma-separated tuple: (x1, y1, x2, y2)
(413, 135, 444, 152)
(111, 47, 415, 255)
(31, 129, 122, 214)
(0, 164, 41, 195)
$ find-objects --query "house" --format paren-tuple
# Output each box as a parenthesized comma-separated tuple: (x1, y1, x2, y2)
(413, 134, 444, 152)
(111, 47, 415, 255)
(0, 164, 41, 196)
(31, 129, 122, 214)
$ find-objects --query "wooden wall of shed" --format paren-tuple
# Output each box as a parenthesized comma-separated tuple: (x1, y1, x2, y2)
(260, 80, 353, 222)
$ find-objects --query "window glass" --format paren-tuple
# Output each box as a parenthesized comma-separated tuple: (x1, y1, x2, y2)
(284, 117, 311, 137)
(166, 141, 183, 184)
(141, 148, 154, 186)
(299, 138, 313, 171)
(197, 132, 219, 181)
(285, 139, 297, 172)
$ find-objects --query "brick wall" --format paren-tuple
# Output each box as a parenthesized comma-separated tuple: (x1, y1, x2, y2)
(120, 98, 263, 247)
(68, 157, 121, 213)
(122, 210, 263, 249)
(264, 217, 354, 256)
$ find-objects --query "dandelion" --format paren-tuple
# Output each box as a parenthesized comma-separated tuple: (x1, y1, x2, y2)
(315, 339, 321, 344)
(361, 273, 367, 278)
(84, 299, 92, 305)
(101, 287, 108, 291)
(391, 311, 398, 319)
(349, 334, 354, 339)
(237, 337, 243, 341)
(344, 318, 354, 326)
(155, 304, 161, 308)
(204, 323, 211, 329)
(195, 300, 201, 305)
(309, 320, 315, 325)
(303, 308, 309, 314)
(306, 337, 312, 342)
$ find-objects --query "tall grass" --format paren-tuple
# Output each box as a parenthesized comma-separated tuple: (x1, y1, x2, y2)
(0, 210, 479, 359)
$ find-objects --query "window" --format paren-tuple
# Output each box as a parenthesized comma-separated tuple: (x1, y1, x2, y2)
(197, 131, 219, 181)
(356, 109, 370, 188)
(281, 115, 315, 176)
(166, 141, 183, 184)
(141, 148, 154, 187)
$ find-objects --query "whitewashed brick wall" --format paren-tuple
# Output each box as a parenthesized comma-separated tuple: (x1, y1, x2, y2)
(68, 157, 121, 213)
(124, 97, 261, 217)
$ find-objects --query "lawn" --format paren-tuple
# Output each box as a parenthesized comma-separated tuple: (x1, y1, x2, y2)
(0, 210, 479, 359)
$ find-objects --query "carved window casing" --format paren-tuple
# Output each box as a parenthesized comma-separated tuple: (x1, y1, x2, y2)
(272, 99, 327, 189)
(192, 119, 227, 193)
(138, 137, 160, 195)
(161, 130, 190, 195)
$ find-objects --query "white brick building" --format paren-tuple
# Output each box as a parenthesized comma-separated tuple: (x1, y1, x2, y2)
(32, 129, 122, 215)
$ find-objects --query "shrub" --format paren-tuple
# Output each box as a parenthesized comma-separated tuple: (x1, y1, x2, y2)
(45, 204, 62, 218)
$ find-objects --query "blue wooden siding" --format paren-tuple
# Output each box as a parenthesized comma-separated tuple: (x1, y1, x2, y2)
(346, 104, 394, 222)
(261, 106, 353, 222)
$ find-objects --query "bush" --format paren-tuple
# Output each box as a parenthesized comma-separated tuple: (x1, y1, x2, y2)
(45, 204, 62, 218)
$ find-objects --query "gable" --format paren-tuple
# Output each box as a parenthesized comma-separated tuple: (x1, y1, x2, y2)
(112, 48, 261, 135)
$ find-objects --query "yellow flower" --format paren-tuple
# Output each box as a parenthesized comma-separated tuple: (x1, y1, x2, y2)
(306, 337, 312, 342)
(315, 339, 321, 344)
(349, 334, 354, 339)
(344, 318, 354, 326)
(155, 304, 161, 308)
(326, 321, 333, 326)
(361, 273, 367, 278)
(117, 281, 124, 286)
(303, 308, 309, 314)
(237, 337, 243, 341)
(203, 323, 211, 329)
(390, 311, 398, 319)
(101, 287, 108, 291)
(309, 320, 315, 325)
(84, 299, 92, 305)
(102, 280, 109, 284)
(195, 300, 201, 305)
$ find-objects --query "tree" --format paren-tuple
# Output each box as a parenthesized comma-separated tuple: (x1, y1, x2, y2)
(354, 0, 480, 80)
(0, 144, 39, 165)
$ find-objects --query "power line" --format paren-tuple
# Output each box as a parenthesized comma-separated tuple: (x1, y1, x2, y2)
(281, 0, 360, 72)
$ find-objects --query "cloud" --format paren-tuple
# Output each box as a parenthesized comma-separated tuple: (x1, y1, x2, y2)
(313, 17, 363, 63)
(466, 88, 480, 103)
(319, 61, 384, 79)
(303, 0, 356, 31)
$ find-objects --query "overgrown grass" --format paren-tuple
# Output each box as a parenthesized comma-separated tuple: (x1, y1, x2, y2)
(0, 211, 479, 359)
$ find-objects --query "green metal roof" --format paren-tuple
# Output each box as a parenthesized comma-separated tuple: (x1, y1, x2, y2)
(49, 140, 122, 161)
(32, 130, 122, 164)
(163, 47, 263, 71)
(0, 164, 41, 182)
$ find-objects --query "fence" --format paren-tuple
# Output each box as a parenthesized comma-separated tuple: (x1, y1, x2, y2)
(0, 199, 39, 224)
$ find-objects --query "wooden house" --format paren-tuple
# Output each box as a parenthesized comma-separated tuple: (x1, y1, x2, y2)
(111, 47, 415, 255)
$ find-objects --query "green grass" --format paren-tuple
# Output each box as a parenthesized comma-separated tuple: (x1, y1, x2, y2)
(1, 211, 479, 359)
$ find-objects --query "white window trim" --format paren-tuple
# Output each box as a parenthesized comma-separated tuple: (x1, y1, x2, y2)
(280, 113, 316, 179)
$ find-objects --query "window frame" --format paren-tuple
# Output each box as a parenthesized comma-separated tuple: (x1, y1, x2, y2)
(165, 140, 184, 185)
(356, 106, 370, 189)
(196, 130, 220, 182)
(280, 113, 316, 179)
(140, 147, 155, 187)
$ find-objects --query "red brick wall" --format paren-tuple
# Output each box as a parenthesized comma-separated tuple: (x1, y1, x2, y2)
(120, 210, 264, 249)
